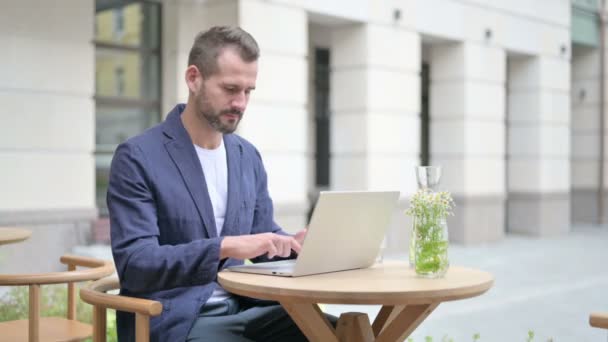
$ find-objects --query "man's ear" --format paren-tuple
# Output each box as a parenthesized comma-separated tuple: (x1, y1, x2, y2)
(185, 65, 203, 93)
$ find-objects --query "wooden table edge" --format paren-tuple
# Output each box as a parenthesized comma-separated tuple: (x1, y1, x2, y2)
(0, 228, 32, 245)
(218, 270, 494, 305)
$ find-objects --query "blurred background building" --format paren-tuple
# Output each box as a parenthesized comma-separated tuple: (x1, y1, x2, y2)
(0, 0, 606, 271)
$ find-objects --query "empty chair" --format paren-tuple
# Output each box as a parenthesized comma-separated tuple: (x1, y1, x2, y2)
(0, 255, 114, 342)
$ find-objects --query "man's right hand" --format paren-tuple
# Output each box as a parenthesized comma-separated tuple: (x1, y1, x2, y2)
(219, 233, 302, 260)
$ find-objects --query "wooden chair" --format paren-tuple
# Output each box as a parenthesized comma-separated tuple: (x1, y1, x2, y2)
(590, 312, 608, 329)
(0, 255, 114, 342)
(79, 275, 162, 342)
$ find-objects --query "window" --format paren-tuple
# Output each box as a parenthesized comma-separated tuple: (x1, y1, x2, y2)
(94, 1, 162, 215)
(308, 48, 331, 223)
(113, 8, 124, 37)
(420, 62, 430, 165)
(314, 48, 331, 189)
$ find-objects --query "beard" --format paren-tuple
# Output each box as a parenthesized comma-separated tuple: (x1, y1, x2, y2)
(195, 92, 243, 134)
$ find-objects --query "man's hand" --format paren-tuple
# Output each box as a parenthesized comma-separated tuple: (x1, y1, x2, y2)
(220, 233, 302, 260)
(294, 228, 307, 246)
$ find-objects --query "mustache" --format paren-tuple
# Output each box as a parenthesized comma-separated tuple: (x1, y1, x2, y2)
(220, 109, 243, 117)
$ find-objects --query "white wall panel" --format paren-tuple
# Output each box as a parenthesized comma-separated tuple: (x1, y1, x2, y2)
(0, 0, 93, 42)
(255, 55, 308, 105)
(368, 0, 417, 27)
(509, 58, 570, 91)
(510, 125, 571, 157)
(368, 156, 419, 194)
(572, 49, 602, 80)
(330, 113, 368, 154)
(0, 0, 95, 212)
(0, 35, 94, 95)
(331, 69, 368, 112)
(331, 25, 368, 68)
(430, 157, 505, 195)
(572, 161, 599, 189)
(465, 158, 506, 194)
(464, 82, 506, 119)
(415, 0, 569, 57)
(0, 92, 93, 152)
(367, 70, 420, 112)
(0, 153, 95, 210)
(509, 159, 570, 192)
(240, 0, 307, 56)
(572, 134, 601, 159)
(367, 26, 421, 71)
(414, 0, 464, 41)
(509, 90, 571, 124)
(459, 0, 569, 27)
(263, 154, 307, 203)
(331, 157, 368, 190)
(368, 113, 420, 154)
(175, 0, 239, 52)
(432, 121, 504, 156)
(571, 79, 601, 106)
(571, 105, 600, 133)
(270, 0, 368, 23)
(430, 83, 465, 118)
(238, 104, 307, 153)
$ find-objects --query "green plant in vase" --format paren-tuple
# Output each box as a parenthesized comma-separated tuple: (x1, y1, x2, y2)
(406, 189, 454, 277)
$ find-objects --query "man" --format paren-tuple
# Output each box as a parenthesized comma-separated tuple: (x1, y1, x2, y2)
(108, 26, 316, 341)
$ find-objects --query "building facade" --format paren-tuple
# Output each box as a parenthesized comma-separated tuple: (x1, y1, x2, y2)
(1, 0, 606, 271)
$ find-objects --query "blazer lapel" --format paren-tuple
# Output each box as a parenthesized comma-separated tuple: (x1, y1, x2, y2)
(162, 106, 217, 238)
(222, 134, 242, 236)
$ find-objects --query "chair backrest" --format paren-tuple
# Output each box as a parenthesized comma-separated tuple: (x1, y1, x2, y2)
(80, 275, 163, 342)
(0, 254, 115, 342)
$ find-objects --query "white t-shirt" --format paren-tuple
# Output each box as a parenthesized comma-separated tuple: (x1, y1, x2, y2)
(194, 139, 231, 303)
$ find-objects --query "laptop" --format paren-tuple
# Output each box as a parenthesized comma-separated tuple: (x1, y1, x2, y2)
(226, 190, 400, 277)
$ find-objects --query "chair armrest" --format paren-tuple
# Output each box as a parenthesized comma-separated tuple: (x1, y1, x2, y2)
(590, 312, 608, 329)
(0, 255, 114, 286)
(60, 254, 112, 269)
(80, 276, 163, 316)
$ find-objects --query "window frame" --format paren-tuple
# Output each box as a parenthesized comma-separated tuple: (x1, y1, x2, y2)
(94, 0, 163, 215)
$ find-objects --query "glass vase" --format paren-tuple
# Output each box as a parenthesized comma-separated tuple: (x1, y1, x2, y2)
(413, 215, 449, 278)
(409, 166, 442, 268)
(408, 224, 416, 268)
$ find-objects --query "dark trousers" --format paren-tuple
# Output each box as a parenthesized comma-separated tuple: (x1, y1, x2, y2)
(187, 297, 336, 342)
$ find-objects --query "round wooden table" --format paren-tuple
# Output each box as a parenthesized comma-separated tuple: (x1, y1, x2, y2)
(219, 261, 493, 342)
(0, 227, 31, 246)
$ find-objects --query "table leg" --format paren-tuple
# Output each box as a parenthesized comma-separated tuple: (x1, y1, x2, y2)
(374, 303, 440, 342)
(336, 312, 375, 342)
(280, 302, 339, 342)
(372, 305, 406, 336)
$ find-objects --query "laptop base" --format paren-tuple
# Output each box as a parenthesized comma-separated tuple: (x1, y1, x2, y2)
(227, 260, 296, 277)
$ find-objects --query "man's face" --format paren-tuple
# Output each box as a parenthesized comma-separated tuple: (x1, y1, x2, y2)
(194, 48, 257, 134)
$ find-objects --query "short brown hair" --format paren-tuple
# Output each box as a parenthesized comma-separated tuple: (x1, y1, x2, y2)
(188, 26, 260, 77)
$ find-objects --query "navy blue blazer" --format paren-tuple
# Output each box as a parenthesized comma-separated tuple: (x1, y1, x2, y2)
(107, 104, 288, 342)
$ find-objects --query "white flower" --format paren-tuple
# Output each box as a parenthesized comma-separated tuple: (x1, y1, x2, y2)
(405, 189, 455, 218)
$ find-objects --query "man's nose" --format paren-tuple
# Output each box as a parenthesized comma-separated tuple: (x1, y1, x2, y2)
(230, 92, 247, 111)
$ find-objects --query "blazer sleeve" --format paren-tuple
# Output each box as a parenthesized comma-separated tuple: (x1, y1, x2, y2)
(108, 142, 224, 293)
